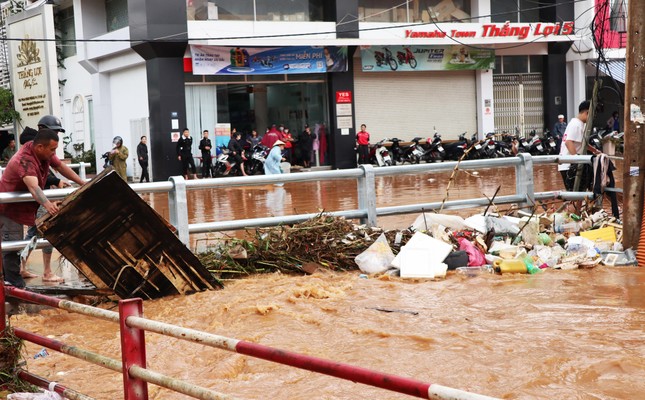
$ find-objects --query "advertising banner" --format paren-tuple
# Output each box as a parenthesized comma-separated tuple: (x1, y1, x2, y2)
(190, 45, 348, 75)
(361, 45, 495, 72)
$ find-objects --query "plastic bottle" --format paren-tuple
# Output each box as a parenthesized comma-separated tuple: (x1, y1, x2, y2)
(493, 259, 528, 274)
(523, 256, 541, 274)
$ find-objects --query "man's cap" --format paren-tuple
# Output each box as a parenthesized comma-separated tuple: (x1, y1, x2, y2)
(273, 140, 286, 146)
(558, 114, 564, 119)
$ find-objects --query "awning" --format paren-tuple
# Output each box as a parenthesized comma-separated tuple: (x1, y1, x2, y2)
(589, 59, 625, 84)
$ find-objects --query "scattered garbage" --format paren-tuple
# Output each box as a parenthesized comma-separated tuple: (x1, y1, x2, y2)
(355, 233, 395, 274)
(196, 199, 634, 283)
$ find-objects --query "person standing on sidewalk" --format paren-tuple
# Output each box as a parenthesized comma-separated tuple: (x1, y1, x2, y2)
(356, 124, 370, 165)
(177, 128, 198, 179)
(199, 130, 213, 178)
(108, 136, 128, 181)
(137, 136, 150, 183)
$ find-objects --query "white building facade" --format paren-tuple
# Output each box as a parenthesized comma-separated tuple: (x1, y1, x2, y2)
(2, 0, 626, 179)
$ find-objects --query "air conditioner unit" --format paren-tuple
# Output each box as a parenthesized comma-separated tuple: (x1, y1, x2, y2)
(208, 3, 218, 20)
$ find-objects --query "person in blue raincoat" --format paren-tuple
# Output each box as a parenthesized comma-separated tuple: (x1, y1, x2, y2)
(264, 140, 285, 175)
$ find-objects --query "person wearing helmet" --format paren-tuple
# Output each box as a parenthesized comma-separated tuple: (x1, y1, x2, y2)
(108, 136, 129, 181)
(37, 115, 65, 132)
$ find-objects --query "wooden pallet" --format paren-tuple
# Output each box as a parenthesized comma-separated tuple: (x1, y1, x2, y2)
(37, 168, 222, 299)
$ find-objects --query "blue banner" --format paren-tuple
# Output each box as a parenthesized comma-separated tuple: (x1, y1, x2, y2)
(190, 45, 348, 75)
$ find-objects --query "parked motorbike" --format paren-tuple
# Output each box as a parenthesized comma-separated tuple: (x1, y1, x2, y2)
(422, 132, 445, 162)
(442, 132, 469, 161)
(527, 130, 547, 156)
(374, 47, 398, 71)
(212, 146, 234, 177)
(396, 47, 417, 69)
(370, 139, 393, 166)
(246, 144, 269, 175)
(399, 137, 423, 164)
(388, 138, 407, 165)
(542, 129, 558, 155)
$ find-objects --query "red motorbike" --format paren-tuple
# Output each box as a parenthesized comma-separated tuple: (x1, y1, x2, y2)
(396, 47, 417, 69)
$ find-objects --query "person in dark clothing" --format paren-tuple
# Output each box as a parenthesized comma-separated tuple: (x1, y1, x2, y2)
(299, 124, 316, 168)
(137, 136, 150, 183)
(176, 128, 198, 179)
(199, 130, 213, 178)
(227, 131, 248, 176)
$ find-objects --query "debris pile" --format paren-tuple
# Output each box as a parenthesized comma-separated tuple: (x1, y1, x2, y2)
(199, 207, 636, 280)
(0, 327, 35, 394)
(198, 214, 412, 278)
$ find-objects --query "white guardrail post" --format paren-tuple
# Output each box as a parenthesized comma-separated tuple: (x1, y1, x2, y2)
(78, 162, 87, 181)
(515, 153, 535, 209)
(168, 175, 190, 245)
(357, 164, 378, 227)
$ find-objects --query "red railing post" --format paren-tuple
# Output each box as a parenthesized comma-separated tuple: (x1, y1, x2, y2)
(119, 298, 148, 400)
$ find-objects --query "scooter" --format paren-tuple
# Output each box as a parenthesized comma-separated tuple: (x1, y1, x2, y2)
(422, 132, 444, 162)
(374, 47, 398, 71)
(402, 137, 424, 164)
(212, 146, 232, 177)
(388, 138, 404, 165)
(396, 47, 417, 69)
(246, 144, 269, 175)
(527, 130, 546, 156)
(370, 139, 392, 166)
(442, 132, 469, 161)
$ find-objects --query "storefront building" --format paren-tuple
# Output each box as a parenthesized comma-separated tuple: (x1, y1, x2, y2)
(25, 0, 603, 180)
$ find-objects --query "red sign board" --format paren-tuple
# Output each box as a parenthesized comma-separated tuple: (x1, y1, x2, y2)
(336, 91, 352, 104)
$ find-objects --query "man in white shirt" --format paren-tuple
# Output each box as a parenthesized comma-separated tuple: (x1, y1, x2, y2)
(558, 100, 600, 190)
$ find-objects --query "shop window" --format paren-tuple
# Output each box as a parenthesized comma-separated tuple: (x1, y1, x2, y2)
(255, 0, 324, 22)
(529, 55, 543, 73)
(491, 0, 539, 23)
(56, 7, 76, 59)
(106, 0, 128, 32)
(494, 56, 543, 75)
(189, 0, 325, 21)
(358, 0, 470, 23)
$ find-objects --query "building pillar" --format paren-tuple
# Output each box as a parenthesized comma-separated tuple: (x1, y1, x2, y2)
(329, 0, 359, 169)
(544, 43, 571, 124)
(254, 84, 268, 133)
(128, 0, 188, 181)
(475, 69, 494, 138)
(569, 60, 587, 118)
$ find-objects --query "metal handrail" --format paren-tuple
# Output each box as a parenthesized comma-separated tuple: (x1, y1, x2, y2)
(0, 155, 602, 249)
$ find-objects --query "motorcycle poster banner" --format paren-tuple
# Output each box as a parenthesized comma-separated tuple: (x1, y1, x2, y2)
(190, 45, 347, 75)
(360, 45, 495, 72)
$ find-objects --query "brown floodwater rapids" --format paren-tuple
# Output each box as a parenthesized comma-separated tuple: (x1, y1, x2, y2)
(9, 163, 644, 400)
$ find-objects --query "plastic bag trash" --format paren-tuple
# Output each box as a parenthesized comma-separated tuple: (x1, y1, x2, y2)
(457, 238, 486, 266)
(485, 217, 520, 235)
(354, 233, 395, 274)
(464, 214, 487, 233)
(9, 383, 63, 400)
(410, 213, 469, 232)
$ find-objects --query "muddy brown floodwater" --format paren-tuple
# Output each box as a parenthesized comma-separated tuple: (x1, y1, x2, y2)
(11, 163, 645, 400)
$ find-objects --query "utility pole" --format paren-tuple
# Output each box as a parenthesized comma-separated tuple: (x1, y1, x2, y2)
(622, 0, 645, 250)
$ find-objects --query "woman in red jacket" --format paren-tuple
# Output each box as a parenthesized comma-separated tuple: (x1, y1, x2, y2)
(356, 124, 370, 164)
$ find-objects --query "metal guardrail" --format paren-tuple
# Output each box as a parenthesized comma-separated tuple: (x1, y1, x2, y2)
(0, 154, 605, 250)
(0, 162, 89, 182)
(1, 283, 499, 400)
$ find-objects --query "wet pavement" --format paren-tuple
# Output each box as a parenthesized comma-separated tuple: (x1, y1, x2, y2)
(10, 162, 643, 400)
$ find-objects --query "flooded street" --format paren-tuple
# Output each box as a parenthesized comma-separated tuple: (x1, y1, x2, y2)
(10, 163, 644, 400)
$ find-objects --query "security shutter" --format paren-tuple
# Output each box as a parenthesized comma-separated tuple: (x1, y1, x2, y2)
(493, 73, 544, 137)
(353, 57, 477, 142)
